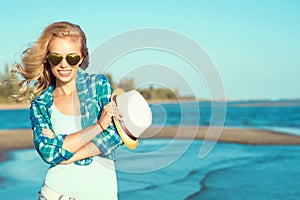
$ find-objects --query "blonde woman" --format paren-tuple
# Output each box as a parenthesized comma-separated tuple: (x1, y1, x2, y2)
(14, 21, 123, 200)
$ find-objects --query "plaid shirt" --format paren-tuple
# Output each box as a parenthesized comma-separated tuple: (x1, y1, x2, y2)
(30, 68, 123, 166)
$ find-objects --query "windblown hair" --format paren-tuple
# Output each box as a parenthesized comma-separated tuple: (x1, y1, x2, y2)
(13, 21, 89, 100)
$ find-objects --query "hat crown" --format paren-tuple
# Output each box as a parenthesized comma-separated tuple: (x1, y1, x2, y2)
(116, 90, 152, 138)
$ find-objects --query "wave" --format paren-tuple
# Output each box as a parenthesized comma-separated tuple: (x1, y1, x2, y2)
(184, 146, 300, 200)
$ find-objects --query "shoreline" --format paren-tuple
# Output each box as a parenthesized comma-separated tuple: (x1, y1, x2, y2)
(0, 103, 30, 110)
(1, 99, 300, 110)
(0, 129, 34, 151)
(143, 126, 300, 145)
(1, 126, 300, 179)
(1, 126, 300, 152)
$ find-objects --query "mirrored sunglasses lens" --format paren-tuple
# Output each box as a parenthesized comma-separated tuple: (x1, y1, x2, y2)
(48, 54, 63, 66)
(66, 54, 81, 65)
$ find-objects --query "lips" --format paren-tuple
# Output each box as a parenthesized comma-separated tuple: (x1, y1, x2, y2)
(58, 70, 72, 76)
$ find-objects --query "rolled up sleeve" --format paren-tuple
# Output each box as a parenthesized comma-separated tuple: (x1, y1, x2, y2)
(92, 124, 123, 156)
(91, 74, 124, 156)
(30, 101, 74, 165)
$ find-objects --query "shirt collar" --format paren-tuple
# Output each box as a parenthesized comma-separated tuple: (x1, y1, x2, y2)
(33, 84, 54, 107)
(34, 67, 87, 106)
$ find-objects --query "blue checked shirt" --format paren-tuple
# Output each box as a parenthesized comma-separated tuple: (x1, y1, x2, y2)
(30, 68, 123, 166)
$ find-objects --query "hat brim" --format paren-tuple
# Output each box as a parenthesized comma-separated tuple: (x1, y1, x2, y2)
(111, 88, 139, 150)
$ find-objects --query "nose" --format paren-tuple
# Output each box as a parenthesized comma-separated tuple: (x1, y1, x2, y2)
(59, 58, 68, 69)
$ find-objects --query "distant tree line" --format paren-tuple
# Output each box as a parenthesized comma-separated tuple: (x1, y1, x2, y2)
(106, 75, 180, 101)
(0, 63, 20, 103)
(0, 63, 190, 103)
(139, 86, 178, 101)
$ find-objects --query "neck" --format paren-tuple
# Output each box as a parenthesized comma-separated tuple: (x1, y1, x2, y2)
(54, 81, 76, 96)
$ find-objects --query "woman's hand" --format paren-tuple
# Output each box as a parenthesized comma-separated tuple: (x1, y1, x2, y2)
(97, 101, 123, 131)
(42, 128, 55, 138)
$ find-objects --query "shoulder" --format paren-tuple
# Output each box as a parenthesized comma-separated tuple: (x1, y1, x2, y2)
(30, 86, 54, 118)
(78, 68, 110, 87)
(76, 68, 112, 99)
(77, 68, 109, 84)
(94, 73, 110, 86)
(31, 85, 54, 107)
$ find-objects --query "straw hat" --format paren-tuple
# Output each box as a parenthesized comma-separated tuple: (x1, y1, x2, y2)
(111, 88, 152, 149)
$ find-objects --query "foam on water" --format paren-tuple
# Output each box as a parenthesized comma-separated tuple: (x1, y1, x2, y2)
(1, 140, 300, 200)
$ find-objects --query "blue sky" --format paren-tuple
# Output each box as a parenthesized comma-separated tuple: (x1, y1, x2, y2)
(0, 0, 299, 100)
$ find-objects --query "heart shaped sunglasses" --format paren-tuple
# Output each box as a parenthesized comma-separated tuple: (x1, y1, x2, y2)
(47, 53, 81, 66)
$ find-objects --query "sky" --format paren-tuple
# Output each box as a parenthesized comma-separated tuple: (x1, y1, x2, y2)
(0, 0, 299, 100)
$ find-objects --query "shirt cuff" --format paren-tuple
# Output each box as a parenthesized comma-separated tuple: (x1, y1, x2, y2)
(92, 128, 123, 156)
(56, 134, 74, 160)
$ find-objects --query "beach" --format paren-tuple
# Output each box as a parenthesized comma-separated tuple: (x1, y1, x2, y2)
(1, 126, 300, 159)
(1, 127, 300, 199)
(1, 125, 299, 166)
(1, 101, 300, 199)
(1, 131, 300, 200)
(2, 126, 300, 150)
(0, 103, 30, 110)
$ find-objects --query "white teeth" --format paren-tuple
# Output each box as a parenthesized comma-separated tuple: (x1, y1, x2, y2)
(58, 70, 71, 75)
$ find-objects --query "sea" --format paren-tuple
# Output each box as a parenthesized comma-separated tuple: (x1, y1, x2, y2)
(0, 99, 300, 199)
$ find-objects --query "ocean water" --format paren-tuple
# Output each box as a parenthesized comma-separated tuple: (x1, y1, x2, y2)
(0, 100, 300, 199)
(0, 140, 300, 200)
(1, 100, 300, 135)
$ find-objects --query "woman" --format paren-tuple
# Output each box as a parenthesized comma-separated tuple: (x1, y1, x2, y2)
(14, 21, 123, 199)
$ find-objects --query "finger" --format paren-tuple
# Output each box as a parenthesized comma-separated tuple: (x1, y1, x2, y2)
(116, 108, 124, 117)
(104, 104, 118, 114)
(109, 106, 120, 114)
(43, 132, 55, 138)
(115, 115, 123, 122)
(105, 102, 113, 108)
(42, 128, 55, 137)
(102, 103, 112, 111)
(109, 106, 121, 114)
(112, 110, 122, 118)
(42, 128, 52, 132)
(42, 129, 52, 135)
(111, 101, 117, 106)
(42, 128, 49, 134)
(104, 110, 114, 117)
(108, 103, 118, 109)
(44, 133, 53, 138)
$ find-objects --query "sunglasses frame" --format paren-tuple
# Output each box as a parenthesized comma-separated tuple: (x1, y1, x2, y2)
(47, 53, 81, 66)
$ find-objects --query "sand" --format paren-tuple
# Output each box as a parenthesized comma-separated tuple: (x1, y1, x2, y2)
(1, 126, 300, 165)
(0, 103, 30, 110)
(0, 129, 34, 151)
(1, 126, 300, 152)
(142, 126, 300, 145)
(1, 103, 300, 148)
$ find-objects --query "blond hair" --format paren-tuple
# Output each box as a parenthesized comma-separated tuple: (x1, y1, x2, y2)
(13, 21, 89, 100)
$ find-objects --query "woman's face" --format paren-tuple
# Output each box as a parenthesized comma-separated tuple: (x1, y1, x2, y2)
(47, 36, 83, 87)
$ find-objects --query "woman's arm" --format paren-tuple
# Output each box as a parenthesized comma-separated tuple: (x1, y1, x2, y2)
(60, 142, 101, 164)
(90, 74, 124, 156)
(61, 101, 119, 153)
(31, 99, 119, 165)
(31, 101, 74, 165)
(42, 128, 101, 164)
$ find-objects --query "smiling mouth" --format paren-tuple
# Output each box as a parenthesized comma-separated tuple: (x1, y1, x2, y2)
(58, 70, 72, 76)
